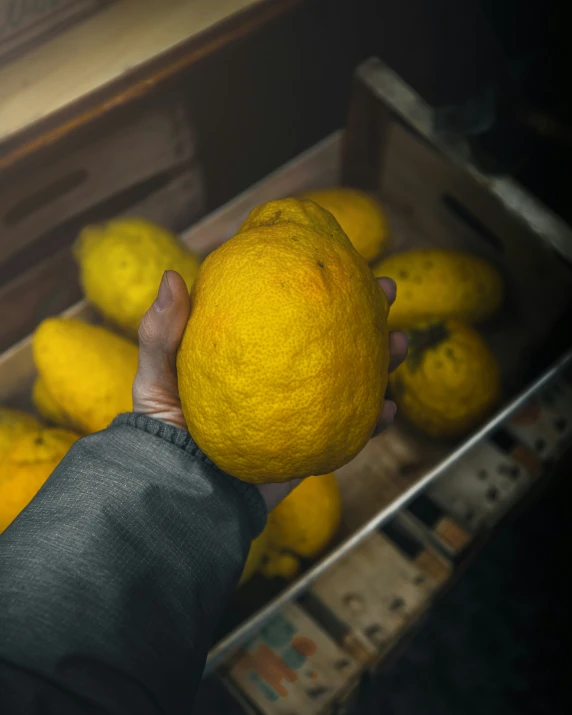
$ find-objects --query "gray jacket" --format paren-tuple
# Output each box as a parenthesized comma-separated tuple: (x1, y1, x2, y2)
(0, 413, 267, 714)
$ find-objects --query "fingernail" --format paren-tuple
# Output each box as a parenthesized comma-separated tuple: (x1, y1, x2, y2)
(155, 271, 172, 311)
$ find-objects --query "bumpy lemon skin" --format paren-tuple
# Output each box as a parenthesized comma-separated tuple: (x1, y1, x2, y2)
(0, 407, 41, 460)
(266, 473, 341, 557)
(177, 198, 390, 484)
(0, 428, 80, 533)
(33, 318, 138, 434)
(390, 320, 501, 438)
(373, 249, 504, 330)
(74, 217, 201, 336)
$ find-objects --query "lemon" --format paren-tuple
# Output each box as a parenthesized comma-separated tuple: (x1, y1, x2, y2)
(260, 552, 300, 580)
(238, 530, 269, 587)
(259, 473, 342, 579)
(300, 187, 389, 262)
(0, 407, 41, 459)
(33, 318, 138, 434)
(372, 249, 504, 330)
(177, 198, 390, 483)
(32, 377, 75, 429)
(390, 320, 501, 438)
(0, 428, 79, 533)
(74, 218, 201, 336)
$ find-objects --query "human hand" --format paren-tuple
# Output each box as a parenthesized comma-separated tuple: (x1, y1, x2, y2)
(133, 270, 407, 510)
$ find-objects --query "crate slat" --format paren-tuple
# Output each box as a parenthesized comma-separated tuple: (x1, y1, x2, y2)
(303, 526, 450, 666)
(222, 601, 362, 715)
(0, 101, 198, 268)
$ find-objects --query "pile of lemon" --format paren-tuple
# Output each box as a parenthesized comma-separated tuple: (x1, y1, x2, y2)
(1, 186, 504, 587)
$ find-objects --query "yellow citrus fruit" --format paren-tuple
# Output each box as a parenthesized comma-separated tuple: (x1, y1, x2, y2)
(238, 530, 269, 587)
(0, 428, 79, 533)
(0, 407, 41, 459)
(372, 248, 504, 330)
(301, 187, 389, 262)
(389, 320, 501, 438)
(177, 198, 390, 483)
(259, 551, 300, 580)
(32, 377, 75, 430)
(74, 217, 201, 337)
(259, 473, 342, 580)
(33, 318, 138, 434)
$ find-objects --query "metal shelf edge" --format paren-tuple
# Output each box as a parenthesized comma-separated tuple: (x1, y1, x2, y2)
(204, 347, 572, 674)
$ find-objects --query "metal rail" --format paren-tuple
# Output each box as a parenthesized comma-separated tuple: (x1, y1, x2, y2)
(205, 348, 572, 674)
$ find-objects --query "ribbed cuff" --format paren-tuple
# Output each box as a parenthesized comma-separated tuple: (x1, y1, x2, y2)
(110, 413, 267, 537)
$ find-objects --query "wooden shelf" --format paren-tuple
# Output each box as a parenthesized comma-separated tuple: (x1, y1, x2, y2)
(0, 0, 289, 170)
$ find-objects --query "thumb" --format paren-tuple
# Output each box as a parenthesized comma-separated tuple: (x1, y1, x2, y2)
(132, 270, 191, 429)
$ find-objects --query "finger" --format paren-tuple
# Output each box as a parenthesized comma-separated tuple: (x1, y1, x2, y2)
(376, 277, 397, 306)
(372, 399, 397, 437)
(388, 331, 409, 373)
(133, 271, 190, 424)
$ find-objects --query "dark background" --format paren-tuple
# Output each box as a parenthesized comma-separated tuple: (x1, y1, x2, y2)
(191, 0, 571, 222)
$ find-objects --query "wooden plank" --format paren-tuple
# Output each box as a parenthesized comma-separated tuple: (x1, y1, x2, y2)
(0, 0, 263, 147)
(0, 100, 197, 267)
(0, 0, 299, 173)
(335, 422, 446, 535)
(0, 248, 81, 355)
(426, 435, 543, 533)
(505, 380, 572, 462)
(222, 601, 361, 715)
(395, 506, 472, 559)
(302, 528, 450, 667)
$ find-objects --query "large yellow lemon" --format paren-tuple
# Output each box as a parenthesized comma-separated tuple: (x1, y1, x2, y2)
(177, 198, 389, 483)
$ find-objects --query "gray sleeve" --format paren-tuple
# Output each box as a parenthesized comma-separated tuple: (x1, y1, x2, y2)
(0, 413, 267, 715)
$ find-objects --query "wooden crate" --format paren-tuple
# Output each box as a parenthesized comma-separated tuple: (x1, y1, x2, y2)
(2, 58, 572, 715)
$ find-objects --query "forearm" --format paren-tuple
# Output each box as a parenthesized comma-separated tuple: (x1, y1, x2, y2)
(0, 413, 266, 714)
